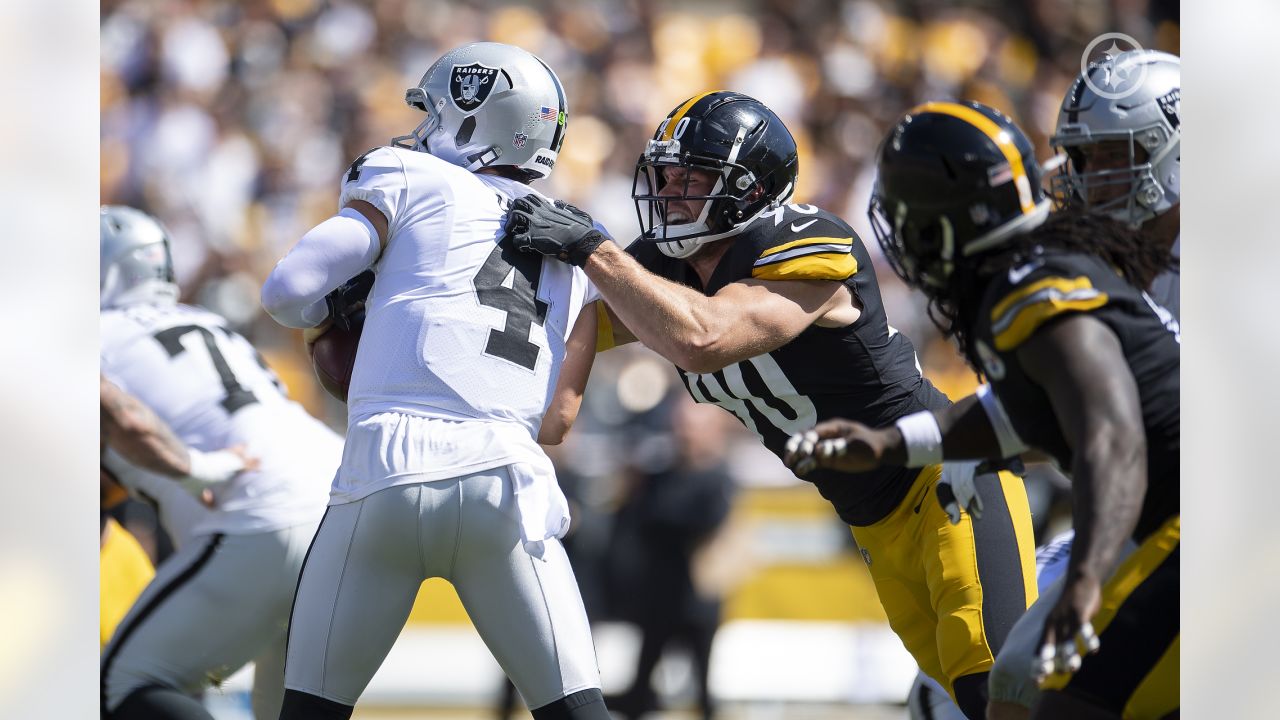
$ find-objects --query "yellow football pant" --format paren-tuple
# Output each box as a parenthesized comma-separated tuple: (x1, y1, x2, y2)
(851, 464, 1038, 698)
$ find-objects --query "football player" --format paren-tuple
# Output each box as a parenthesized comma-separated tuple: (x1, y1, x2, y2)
(504, 91, 1038, 720)
(784, 101, 1179, 719)
(1051, 49, 1180, 320)
(100, 206, 342, 720)
(260, 43, 607, 720)
(976, 50, 1182, 719)
(906, 49, 1183, 720)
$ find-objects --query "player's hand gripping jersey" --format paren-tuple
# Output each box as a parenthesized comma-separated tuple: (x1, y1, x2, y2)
(973, 247, 1180, 541)
(100, 303, 337, 534)
(630, 203, 950, 525)
(332, 146, 597, 504)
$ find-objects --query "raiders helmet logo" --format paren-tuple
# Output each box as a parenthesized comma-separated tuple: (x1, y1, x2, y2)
(450, 63, 498, 111)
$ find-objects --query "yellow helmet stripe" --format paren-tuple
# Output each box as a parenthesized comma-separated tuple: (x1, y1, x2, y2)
(661, 91, 719, 141)
(910, 102, 1037, 214)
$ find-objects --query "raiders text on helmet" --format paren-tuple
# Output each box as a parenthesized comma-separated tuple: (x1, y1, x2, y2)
(869, 101, 1051, 290)
(632, 91, 799, 258)
(1051, 50, 1180, 228)
(100, 205, 179, 309)
(392, 42, 568, 181)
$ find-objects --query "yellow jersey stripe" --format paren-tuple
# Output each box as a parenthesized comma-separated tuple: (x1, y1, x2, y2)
(911, 102, 1036, 214)
(992, 276, 1094, 322)
(594, 301, 615, 353)
(990, 276, 1107, 350)
(752, 253, 858, 281)
(992, 293, 1108, 351)
(758, 235, 853, 258)
(661, 91, 717, 141)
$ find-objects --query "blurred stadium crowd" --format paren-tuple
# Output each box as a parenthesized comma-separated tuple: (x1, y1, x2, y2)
(101, 0, 1178, 710)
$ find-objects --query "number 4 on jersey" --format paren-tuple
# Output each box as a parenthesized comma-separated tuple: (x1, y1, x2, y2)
(472, 237, 549, 371)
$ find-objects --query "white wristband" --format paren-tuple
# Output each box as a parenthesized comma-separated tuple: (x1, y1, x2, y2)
(185, 449, 247, 489)
(895, 411, 944, 468)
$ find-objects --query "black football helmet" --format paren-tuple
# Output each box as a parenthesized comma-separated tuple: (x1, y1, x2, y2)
(633, 91, 798, 258)
(869, 101, 1051, 291)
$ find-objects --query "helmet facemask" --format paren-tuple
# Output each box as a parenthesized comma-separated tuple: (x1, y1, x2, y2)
(632, 133, 792, 259)
(1050, 127, 1176, 229)
(868, 192, 956, 292)
(392, 88, 445, 154)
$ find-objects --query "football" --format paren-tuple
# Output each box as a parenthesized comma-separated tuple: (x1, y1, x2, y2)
(309, 320, 362, 402)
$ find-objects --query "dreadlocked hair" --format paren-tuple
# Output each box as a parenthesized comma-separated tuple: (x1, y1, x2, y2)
(926, 209, 1177, 374)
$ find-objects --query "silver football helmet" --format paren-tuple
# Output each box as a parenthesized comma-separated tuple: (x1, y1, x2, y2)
(100, 205, 178, 309)
(1051, 50, 1180, 228)
(392, 42, 568, 181)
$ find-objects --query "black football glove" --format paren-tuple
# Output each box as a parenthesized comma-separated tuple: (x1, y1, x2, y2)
(504, 195, 605, 267)
(325, 270, 375, 331)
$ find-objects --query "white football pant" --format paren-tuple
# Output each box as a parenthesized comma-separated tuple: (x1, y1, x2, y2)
(101, 520, 319, 718)
(283, 467, 600, 709)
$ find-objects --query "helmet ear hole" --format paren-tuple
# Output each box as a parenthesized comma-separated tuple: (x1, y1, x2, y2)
(455, 115, 477, 146)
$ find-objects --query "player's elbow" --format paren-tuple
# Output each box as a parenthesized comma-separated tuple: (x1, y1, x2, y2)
(672, 332, 733, 374)
(537, 413, 573, 446)
(261, 271, 313, 328)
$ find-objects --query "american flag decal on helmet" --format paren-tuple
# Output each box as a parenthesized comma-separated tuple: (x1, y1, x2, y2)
(539, 106, 558, 121)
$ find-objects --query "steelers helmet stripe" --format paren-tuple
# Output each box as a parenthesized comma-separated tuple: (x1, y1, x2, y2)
(660, 91, 719, 141)
(911, 101, 1037, 214)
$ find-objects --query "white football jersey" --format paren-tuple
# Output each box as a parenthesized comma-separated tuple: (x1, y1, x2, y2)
(101, 303, 339, 534)
(330, 146, 596, 506)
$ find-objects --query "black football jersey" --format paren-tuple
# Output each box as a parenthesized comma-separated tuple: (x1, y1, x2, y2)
(628, 203, 950, 526)
(971, 247, 1180, 542)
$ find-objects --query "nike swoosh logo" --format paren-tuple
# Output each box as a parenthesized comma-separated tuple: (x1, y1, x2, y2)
(1008, 261, 1043, 284)
(791, 219, 819, 233)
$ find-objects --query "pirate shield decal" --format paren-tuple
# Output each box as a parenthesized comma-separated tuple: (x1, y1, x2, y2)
(450, 63, 499, 111)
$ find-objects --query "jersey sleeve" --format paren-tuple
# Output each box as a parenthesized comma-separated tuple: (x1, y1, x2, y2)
(748, 216, 858, 282)
(339, 146, 409, 231)
(983, 254, 1111, 352)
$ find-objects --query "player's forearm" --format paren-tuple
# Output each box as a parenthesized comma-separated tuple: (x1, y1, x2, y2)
(583, 242, 728, 371)
(101, 379, 192, 477)
(262, 208, 379, 328)
(1068, 429, 1146, 583)
(538, 304, 599, 445)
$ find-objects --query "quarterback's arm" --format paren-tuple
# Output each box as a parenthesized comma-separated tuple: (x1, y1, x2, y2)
(1018, 314, 1146, 589)
(261, 200, 385, 328)
(538, 303, 600, 445)
(583, 241, 845, 373)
